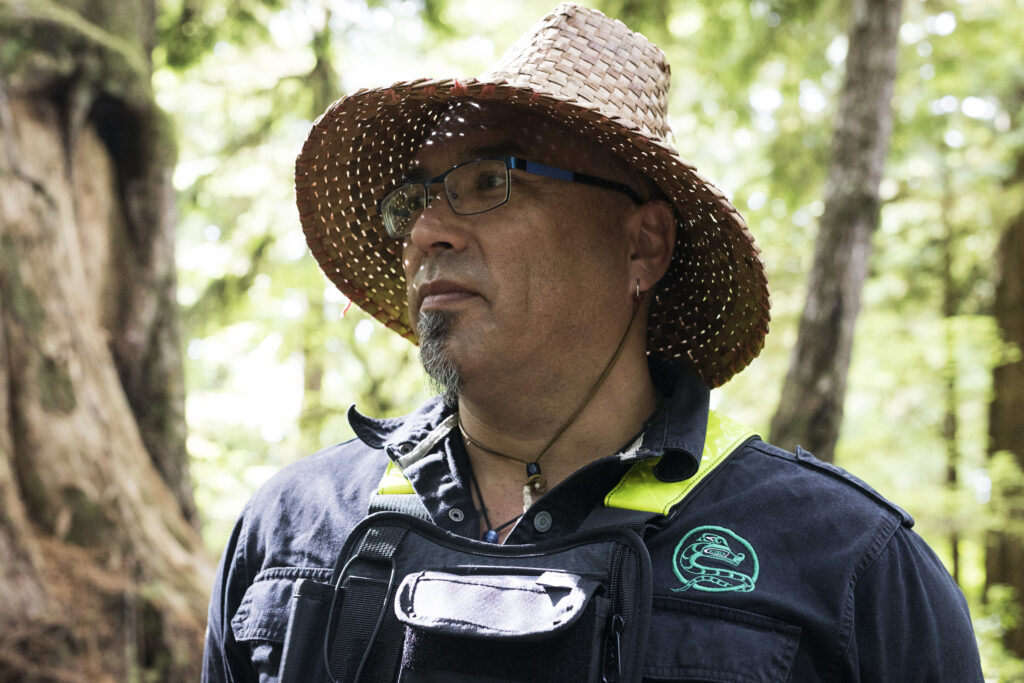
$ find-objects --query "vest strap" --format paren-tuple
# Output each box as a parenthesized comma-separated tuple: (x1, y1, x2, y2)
(325, 525, 408, 682)
(368, 491, 430, 520)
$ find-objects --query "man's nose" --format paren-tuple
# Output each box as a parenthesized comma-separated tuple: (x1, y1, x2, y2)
(406, 186, 470, 254)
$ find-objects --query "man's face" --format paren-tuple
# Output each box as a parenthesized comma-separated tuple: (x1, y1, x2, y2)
(401, 103, 640, 400)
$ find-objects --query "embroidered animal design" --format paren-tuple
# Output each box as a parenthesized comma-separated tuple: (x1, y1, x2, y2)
(672, 526, 759, 593)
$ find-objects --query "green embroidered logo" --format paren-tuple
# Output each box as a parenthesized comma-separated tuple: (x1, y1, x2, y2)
(672, 525, 759, 593)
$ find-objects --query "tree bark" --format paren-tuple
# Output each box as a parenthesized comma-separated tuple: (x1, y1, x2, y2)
(986, 183, 1024, 658)
(0, 0, 211, 679)
(769, 0, 903, 461)
(940, 167, 960, 585)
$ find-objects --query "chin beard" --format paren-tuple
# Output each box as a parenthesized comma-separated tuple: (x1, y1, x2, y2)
(417, 310, 462, 408)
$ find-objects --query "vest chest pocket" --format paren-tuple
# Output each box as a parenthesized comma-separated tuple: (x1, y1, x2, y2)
(230, 566, 333, 679)
(642, 596, 800, 683)
(393, 568, 611, 683)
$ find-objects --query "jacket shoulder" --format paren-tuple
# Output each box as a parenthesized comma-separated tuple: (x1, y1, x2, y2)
(745, 439, 914, 528)
(250, 437, 384, 504)
(237, 437, 389, 566)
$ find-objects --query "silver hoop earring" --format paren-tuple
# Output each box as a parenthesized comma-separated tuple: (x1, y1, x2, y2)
(633, 278, 642, 304)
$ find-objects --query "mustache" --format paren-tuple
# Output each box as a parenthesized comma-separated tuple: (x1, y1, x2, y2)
(409, 254, 486, 289)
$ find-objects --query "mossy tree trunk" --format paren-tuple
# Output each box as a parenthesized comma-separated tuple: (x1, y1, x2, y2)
(0, 0, 211, 680)
(768, 0, 903, 462)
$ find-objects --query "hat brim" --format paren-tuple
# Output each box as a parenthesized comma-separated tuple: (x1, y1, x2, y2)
(296, 78, 770, 388)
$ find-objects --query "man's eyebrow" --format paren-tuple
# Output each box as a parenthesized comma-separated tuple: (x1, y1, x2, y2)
(398, 142, 529, 183)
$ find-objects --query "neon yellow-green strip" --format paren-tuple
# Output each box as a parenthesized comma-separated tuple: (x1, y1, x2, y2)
(604, 410, 757, 514)
(378, 459, 415, 495)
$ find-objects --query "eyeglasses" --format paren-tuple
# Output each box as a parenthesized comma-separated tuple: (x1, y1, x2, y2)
(378, 156, 643, 238)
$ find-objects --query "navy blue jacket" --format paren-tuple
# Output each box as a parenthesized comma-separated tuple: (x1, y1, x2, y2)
(203, 369, 983, 681)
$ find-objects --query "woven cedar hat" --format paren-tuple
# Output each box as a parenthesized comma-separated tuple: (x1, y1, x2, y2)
(296, 3, 770, 387)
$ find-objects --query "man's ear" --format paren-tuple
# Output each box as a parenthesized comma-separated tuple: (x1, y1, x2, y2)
(626, 200, 676, 292)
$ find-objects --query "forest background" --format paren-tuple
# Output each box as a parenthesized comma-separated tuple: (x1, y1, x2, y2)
(1, 0, 1023, 680)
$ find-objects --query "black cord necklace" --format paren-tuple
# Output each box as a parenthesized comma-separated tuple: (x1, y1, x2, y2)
(459, 298, 643, 542)
(458, 420, 549, 509)
(464, 454, 521, 543)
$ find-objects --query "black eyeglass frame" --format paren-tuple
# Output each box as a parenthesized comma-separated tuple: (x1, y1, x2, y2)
(378, 156, 644, 238)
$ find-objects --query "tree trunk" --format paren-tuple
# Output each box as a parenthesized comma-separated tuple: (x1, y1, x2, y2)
(0, 0, 211, 679)
(769, 0, 902, 461)
(940, 166, 960, 585)
(986, 182, 1024, 658)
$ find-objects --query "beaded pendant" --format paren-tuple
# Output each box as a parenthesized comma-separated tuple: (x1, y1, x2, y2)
(526, 462, 547, 493)
(521, 461, 548, 512)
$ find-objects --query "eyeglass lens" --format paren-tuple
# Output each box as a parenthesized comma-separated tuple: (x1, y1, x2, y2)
(381, 159, 511, 237)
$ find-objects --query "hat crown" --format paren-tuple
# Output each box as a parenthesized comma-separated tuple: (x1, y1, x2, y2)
(480, 3, 671, 139)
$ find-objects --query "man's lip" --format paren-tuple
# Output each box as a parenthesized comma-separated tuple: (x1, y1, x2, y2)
(417, 280, 480, 310)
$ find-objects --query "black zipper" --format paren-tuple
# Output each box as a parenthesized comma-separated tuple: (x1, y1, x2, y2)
(603, 543, 632, 682)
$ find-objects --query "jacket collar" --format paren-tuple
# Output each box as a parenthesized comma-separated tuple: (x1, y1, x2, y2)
(347, 361, 710, 482)
(642, 360, 709, 481)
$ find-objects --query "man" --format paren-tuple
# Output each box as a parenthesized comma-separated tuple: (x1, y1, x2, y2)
(204, 4, 983, 681)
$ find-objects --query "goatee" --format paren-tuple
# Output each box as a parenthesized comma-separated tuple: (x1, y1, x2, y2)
(417, 310, 462, 408)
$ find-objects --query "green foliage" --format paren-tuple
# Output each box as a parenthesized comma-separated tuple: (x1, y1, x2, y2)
(156, 0, 286, 69)
(978, 584, 1024, 681)
(989, 451, 1024, 540)
(596, 0, 669, 33)
(182, 233, 274, 337)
